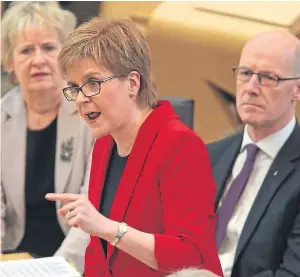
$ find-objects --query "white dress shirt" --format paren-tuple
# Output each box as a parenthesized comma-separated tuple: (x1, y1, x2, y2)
(218, 117, 296, 277)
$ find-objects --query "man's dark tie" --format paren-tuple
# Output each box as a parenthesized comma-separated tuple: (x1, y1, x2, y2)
(215, 143, 259, 249)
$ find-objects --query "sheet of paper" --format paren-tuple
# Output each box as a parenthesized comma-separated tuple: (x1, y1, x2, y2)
(0, 256, 81, 277)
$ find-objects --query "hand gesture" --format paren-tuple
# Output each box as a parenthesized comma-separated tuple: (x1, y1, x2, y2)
(45, 193, 115, 239)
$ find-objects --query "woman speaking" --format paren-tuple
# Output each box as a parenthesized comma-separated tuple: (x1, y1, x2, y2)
(46, 17, 222, 277)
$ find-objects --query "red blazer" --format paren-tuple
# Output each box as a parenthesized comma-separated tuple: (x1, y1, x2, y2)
(85, 101, 223, 277)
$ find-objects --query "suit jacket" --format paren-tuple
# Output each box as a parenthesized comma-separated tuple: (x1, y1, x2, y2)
(84, 101, 223, 277)
(207, 124, 300, 277)
(1, 87, 94, 272)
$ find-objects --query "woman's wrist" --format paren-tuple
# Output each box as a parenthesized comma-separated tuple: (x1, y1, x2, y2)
(96, 216, 119, 242)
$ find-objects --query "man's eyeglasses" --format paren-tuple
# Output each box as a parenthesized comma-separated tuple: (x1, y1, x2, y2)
(63, 75, 119, 101)
(232, 67, 300, 87)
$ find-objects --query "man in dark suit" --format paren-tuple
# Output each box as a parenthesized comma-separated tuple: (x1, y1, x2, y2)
(207, 31, 300, 277)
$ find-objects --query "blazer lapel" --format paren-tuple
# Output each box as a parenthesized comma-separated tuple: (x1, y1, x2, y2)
(235, 124, 300, 261)
(55, 98, 79, 195)
(107, 101, 178, 262)
(1, 88, 27, 221)
(213, 136, 242, 210)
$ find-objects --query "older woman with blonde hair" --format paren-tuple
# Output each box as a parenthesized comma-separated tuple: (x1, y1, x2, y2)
(1, 1, 93, 272)
(46, 17, 222, 277)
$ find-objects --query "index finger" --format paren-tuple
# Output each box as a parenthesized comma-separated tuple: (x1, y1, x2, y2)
(45, 193, 80, 202)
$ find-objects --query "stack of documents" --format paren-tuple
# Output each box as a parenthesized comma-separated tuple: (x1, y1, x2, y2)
(0, 256, 81, 277)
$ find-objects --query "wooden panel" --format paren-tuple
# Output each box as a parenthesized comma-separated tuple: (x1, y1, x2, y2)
(0, 252, 32, 261)
(100, 1, 160, 33)
(147, 2, 300, 142)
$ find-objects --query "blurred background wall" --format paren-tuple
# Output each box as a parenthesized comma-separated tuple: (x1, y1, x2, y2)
(2, 1, 300, 142)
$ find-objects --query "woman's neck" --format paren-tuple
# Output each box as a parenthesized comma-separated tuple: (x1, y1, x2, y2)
(24, 89, 62, 130)
(113, 108, 153, 157)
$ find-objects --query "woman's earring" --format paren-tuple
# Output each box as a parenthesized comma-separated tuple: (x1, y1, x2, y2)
(129, 91, 135, 98)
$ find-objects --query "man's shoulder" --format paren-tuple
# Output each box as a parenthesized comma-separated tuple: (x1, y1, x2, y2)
(206, 132, 242, 165)
(207, 132, 242, 152)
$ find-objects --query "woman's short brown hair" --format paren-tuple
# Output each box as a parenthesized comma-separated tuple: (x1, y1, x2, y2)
(58, 17, 157, 109)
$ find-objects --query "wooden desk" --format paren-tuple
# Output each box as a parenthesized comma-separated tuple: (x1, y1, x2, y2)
(0, 252, 32, 261)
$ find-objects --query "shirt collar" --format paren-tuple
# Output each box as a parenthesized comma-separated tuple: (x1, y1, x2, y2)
(241, 116, 296, 159)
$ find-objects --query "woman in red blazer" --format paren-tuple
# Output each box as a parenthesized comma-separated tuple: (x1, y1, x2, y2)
(46, 18, 222, 277)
